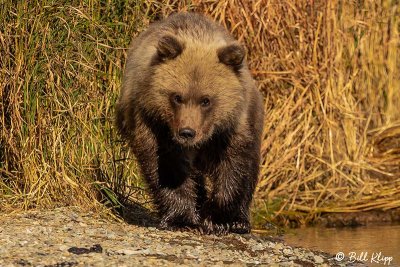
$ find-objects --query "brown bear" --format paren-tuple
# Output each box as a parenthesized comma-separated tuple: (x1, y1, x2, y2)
(116, 12, 264, 235)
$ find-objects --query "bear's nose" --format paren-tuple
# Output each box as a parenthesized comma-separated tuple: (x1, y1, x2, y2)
(179, 128, 196, 140)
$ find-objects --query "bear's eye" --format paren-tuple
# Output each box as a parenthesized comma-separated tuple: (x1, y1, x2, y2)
(200, 97, 211, 107)
(172, 94, 183, 105)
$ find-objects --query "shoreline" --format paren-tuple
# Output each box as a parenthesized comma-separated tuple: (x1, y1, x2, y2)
(0, 207, 361, 266)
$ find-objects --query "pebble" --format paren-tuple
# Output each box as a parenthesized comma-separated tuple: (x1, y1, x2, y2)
(0, 207, 356, 266)
(314, 255, 324, 264)
(251, 242, 264, 251)
(115, 248, 152, 255)
(283, 248, 292, 255)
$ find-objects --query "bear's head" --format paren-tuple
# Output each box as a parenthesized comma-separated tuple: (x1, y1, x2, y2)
(143, 34, 247, 147)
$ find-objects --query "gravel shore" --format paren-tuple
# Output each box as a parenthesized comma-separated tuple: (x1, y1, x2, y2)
(0, 207, 362, 266)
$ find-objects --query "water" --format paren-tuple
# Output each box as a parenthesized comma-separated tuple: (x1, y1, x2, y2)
(284, 224, 400, 266)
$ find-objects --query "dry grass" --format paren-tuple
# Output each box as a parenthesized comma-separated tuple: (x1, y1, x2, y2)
(1, 0, 399, 225)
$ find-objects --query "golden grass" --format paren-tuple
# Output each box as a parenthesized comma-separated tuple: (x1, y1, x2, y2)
(197, 0, 400, 224)
(1, 0, 399, 225)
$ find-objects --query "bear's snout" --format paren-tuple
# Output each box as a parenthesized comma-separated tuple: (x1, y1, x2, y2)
(179, 127, 196, 140)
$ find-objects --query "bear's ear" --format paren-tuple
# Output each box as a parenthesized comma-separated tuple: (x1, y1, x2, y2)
(217, 43, 245, 70)
(156, 35, 184, 61)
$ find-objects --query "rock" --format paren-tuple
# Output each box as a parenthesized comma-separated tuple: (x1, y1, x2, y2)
(251, 242, 264, 251)
(314, 255, 324, 264)
(0, 208, 355, 266)
(114, 248, 152, 255)
(283, 248, 292, 255)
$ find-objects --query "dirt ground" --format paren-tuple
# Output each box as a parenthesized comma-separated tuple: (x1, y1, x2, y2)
(0, 207, 364, 267)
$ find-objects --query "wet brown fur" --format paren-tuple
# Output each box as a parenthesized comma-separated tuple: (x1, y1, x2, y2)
(116, 13, 264, 235)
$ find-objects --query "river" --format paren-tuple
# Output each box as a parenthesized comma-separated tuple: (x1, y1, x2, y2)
(284, 224, 400, 266)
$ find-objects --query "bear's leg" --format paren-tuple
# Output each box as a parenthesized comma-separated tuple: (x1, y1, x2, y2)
(201, 147, 259, 235)
(156, 171, 202, 230)
(129, 124, 201, 230)
(153, 148, 207, 230)
(144, 156, 202, 230)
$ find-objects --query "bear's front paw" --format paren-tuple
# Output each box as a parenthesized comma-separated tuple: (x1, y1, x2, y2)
(158, 219, 180, 231)
(230, 220, 250, 234)
(158, 215, 200, 232)
(200, 217, 230, 235)
(158, 220, 195, 232)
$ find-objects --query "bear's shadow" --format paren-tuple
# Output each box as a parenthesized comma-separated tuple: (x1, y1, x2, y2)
(119, 201, 159, 227)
